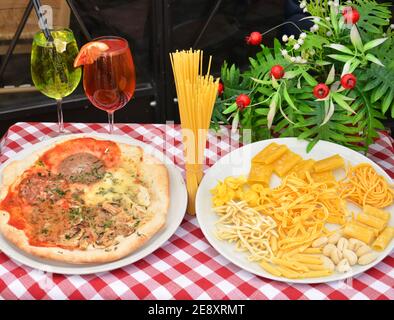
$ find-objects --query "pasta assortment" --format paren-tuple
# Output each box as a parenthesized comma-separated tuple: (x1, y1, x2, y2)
(170, 49, 219, 215)
(210, 143, 394, 279)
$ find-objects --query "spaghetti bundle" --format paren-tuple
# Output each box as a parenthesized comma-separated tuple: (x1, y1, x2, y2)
(340, 163, 394, 208)
(170, 49, 219, 215)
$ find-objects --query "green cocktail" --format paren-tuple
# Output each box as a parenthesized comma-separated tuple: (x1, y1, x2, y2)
(31, 28, 81, 132)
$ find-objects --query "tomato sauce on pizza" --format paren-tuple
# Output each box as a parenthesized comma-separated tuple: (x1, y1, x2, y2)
(0, 138, 125, 249)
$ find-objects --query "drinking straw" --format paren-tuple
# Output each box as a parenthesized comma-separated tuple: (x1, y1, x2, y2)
(32, 0, 54, 42)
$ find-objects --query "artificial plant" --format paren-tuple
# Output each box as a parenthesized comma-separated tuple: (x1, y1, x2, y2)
(213, 0, 393, 152)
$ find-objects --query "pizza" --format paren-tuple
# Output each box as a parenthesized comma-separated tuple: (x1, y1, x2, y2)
(0, 136, 169, 264)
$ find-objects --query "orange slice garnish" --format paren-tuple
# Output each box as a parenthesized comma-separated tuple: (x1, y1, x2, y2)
(73, 41, 109, 68)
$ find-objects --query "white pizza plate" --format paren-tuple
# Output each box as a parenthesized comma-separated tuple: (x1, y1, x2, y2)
(0, 132, 187, 275)
(196, 137, 394, 284)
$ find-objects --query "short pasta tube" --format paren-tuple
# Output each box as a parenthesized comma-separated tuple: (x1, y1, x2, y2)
(372, 227, 394, 251)
(355, 213, 387, 232)
(364, 205, 391, 223)
(343, 222, 375, 244)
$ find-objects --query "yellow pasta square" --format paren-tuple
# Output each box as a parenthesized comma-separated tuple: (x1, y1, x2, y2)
(310, 171, 335, 183)
(248, 163, 273, 186)
(273, 151, 302, 177)
(253, 143, 288, 164)
(313, 154, 344, 173)
(287, 159, 315, 179)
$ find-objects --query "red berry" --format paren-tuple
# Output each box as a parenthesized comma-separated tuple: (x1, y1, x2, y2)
(270, 65, 285, 79)
(245, 32, 263, 46)
(341, 73, 357, 89)
(313, 83, 330, 99)
(342, 7, 360, 24)
(218, 82, 224, 95)
(236, 94, 251, 110)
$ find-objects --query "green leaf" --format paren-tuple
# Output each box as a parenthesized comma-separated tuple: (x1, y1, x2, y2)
(371, 83, 389, 103)
(267, 93, 278, 129)
(315, 60, 331, 66)
(341, 60, 352, 77)
(363, 38, 387, 51)
(330, 5, 339, 35)
(328, 54, 354, 63)
(326, 44, 354, 55)
(302, 72, 318, 86)
(350, 25, 363, 51)
(382, 89, 394, 114)
(321, 98, 335, 126)
(332, 93, 356, 114)
(255, 108, 268, 115)
(283, 85, 297, 110)
(363, 77, 383, 91)
(283, 70, 303, 79)
(306, 138, 320, 153)
(231, 111, 239, 133)
(271, 76, 279, 89)
(365, 53, 385, 67)
(250, 77, 271, 85)
(326, 64, 335, 85)
(223, 102, 237, 114)
(302, 34, 330, 51)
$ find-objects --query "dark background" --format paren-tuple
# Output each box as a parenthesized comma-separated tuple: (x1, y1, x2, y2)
(0, 0, 393, 137)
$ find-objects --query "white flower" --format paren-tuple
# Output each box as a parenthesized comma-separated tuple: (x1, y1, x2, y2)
(295, 56, 303, 63)
(298, 38, 304, 45)
(303, 7, 308, 13)
(314, 17, 321, 23)
(289, 35, 295, 40)
(310, 24, 319, 32)
(294, 43, 300, 50)
(301, 58, 308, 64)
(282, 35, 288, 42)
(333, 0, 339, 7)
(309, 49, 316, 56)
(300, 1, 306, 9)
(326, 31, 333, 36)
(290, 57, 296, 62)
(281, 49, 288, 56)
(328, 1, 333, 6)
(326, 17, 331, 21)
(300, 32, 307, 39)
(391, 24, 394, 29)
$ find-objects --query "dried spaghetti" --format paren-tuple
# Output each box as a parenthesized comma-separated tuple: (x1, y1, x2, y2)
(340, 163, 394, 208)
(170, 49, 219, 214)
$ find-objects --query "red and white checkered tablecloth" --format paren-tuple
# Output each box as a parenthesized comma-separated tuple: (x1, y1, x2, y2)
(0, 122, 393, 300)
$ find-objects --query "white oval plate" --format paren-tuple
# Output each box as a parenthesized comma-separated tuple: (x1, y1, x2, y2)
(0, 132, 187, 275)
(196, 137, 394, 284)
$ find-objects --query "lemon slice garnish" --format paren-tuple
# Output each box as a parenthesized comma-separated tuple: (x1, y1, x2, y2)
(54, 38, 67, 53)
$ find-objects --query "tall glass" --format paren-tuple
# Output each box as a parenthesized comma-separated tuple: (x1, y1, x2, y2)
(31, 27, 81, 133)
(82, 36, 136, 134)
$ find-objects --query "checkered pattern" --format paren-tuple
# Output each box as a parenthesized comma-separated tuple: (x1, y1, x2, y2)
(0, 122, 393, 300)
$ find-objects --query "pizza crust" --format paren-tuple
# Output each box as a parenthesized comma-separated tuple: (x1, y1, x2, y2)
(0, 135, 170, 264)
